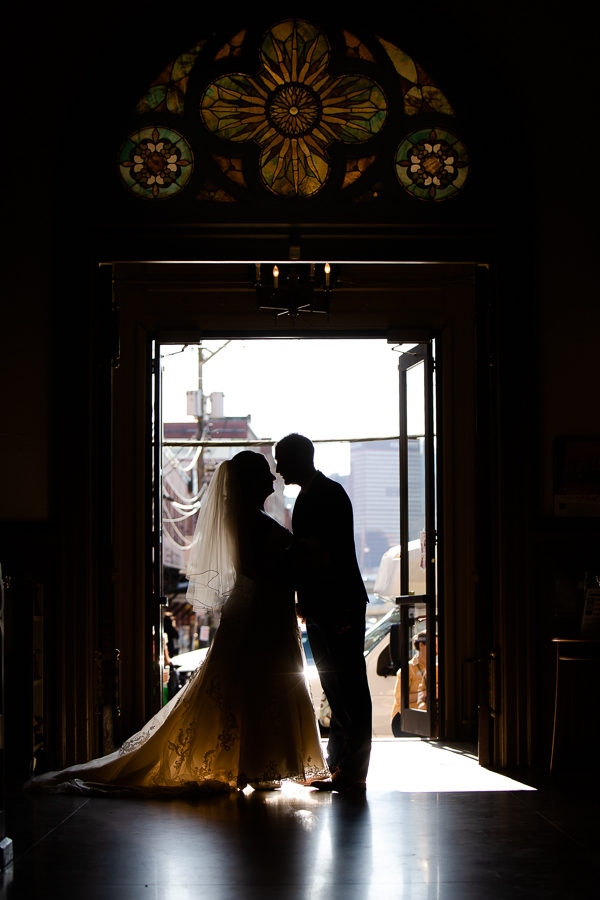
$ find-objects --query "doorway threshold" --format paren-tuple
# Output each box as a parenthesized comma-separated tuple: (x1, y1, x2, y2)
(344, 739, 537, 792)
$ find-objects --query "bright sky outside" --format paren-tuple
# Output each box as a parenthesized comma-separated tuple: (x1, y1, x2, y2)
(161, 338, 403, 476)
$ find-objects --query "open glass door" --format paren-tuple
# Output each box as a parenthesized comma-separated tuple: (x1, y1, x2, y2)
(392, 341, 437, 737)
(149, 339, 165, 713)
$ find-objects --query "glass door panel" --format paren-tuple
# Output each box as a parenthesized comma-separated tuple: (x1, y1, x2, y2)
(149, 339, 164, 713)
(395, 341, 437, 737)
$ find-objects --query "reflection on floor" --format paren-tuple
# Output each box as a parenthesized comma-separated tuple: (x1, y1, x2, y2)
(2, 739, 599, 899)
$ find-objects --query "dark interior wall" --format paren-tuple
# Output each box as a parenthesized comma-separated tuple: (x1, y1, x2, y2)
(454, 2, 598, 509)
(464, 4, 599, 766)
(2, 268, 50, 521)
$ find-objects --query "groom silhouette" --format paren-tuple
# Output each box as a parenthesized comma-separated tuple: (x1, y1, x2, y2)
(275, 433, 371, 791)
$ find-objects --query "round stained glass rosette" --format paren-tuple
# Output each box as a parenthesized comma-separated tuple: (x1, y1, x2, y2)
(119, 126, 193, 199)
(395, 128, 469, 201)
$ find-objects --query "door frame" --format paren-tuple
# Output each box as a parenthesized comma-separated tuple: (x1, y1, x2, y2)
(104, 260, 487, 756)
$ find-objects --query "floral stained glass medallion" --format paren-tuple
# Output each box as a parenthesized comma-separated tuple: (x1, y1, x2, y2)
(119, 126, 193, 199)
(395, 128, 469, 201)
(200, 19, 387, 197)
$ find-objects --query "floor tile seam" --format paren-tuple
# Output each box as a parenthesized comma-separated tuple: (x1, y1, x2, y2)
(531, 808, 590, 851)
(9, 797, 91, 862)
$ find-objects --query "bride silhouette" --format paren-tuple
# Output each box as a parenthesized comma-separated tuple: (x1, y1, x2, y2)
(30, 451, 327, 794)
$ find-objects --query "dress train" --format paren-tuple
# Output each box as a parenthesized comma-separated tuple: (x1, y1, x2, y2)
(29, 576, 327, 795)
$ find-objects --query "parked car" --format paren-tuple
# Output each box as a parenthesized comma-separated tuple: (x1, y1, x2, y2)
(303, 608, 404, 738)
(365, 592, 396, 626)
(169, 646, 208, 687)
(364, 606, 401, 736)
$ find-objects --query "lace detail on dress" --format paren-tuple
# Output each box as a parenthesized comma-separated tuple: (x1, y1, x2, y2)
(217, 713, 238, 753)
(167, 725, 194, 774)
(119, 715, 163, 756)
(207, 675, 239, 752)
(118, 652, 208, 758)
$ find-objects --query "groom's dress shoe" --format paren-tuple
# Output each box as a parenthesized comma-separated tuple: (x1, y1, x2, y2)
(312, 772, 366, 793)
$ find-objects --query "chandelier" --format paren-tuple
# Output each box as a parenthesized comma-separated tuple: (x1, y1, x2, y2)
(255, 263, 335, 318)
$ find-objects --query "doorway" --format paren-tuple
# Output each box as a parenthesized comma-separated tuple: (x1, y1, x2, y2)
(108, 261, 479, 754)
(153, 336, 440, 741)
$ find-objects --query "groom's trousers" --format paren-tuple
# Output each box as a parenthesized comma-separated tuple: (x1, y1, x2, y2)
(306, 610, 372, 781)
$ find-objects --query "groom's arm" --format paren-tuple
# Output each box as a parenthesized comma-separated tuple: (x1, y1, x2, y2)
(291, 480, 363, 628)
(329, 484, 368, 632)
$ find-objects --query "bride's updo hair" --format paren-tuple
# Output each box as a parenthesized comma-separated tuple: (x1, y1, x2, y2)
(227, 450, 270, 510)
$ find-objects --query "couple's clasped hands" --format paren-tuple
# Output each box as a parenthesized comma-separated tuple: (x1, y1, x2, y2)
(295, 603, 351, 635)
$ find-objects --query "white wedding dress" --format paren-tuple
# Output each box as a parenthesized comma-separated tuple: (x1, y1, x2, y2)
(31, 505, 328, 795)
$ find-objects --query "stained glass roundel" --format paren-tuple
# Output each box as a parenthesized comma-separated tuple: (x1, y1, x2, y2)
(200, 19, 387, 198)
(119, 126, 193, 199)
(395, 128, 469, 201)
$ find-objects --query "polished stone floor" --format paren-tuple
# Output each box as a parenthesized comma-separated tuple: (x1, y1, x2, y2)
(2, 740, 599, 899)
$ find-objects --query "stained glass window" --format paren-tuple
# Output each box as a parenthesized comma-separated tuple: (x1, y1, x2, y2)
(211, 155, 246, 187)
(342, 156, 376, 189)
(200, 20, 387, 197)
(118, 18, 469, 206)
(119, 127, 193, 199)
(214, 29, 246, 61)
(377, 37, 455, 117)
(395, 128, 469, 201)
(343, 30, 376, 62)
(137, 42, 207, 116)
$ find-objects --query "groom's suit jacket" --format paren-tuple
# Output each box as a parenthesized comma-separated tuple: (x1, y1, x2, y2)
(291, 471, 368, 626)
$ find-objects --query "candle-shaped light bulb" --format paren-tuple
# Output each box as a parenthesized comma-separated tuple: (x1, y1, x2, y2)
(324, 262, 331, 287)
(273, 265, 279, 288)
